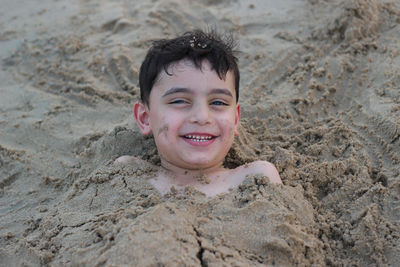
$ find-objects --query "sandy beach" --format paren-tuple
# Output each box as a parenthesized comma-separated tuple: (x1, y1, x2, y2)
(1, 0, 399, 265)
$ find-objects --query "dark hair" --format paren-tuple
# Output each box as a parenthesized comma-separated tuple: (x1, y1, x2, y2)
(139, 29, 240, 106)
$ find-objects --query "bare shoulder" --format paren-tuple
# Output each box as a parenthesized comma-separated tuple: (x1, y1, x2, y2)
(239, 160, 282, 184)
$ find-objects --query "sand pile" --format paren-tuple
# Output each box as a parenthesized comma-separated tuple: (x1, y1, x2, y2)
(1, 0, 399, 266)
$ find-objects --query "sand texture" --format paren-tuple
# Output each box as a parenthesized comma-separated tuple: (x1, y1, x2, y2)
(1, 0, 400, 266)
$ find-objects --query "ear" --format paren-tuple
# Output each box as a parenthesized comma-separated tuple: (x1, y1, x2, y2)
(234, 103, 241, 136)
(133, 102, 152, 135)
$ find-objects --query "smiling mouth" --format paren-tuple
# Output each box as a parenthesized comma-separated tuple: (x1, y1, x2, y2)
(183, 134, 215, 142)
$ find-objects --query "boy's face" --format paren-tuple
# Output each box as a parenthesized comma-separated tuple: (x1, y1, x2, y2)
(134, 59, 240, 171)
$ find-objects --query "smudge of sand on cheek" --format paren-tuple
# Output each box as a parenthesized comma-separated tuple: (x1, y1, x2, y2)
(157, 124, 169, 136)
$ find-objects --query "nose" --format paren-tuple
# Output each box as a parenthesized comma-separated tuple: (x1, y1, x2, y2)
(189, 102, 211, 125)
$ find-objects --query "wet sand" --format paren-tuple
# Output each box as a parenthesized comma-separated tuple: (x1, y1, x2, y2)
(1, 0, 399, 266)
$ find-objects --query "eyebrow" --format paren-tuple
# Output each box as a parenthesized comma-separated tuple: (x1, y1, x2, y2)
(210, 88, 233, 98)
(162, 87, 233, 98)
(162, 87, 191, 97)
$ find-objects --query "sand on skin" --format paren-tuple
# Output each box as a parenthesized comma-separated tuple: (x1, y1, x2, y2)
(0, 0, 399, 266)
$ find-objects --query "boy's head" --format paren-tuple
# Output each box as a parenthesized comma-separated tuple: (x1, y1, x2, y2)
(134, 30, 241, 171)
(139, 29, 240, 107)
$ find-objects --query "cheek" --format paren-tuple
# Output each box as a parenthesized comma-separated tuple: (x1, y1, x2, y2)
(157, 124, 169, 136)
(152, 114, 181, 138)
(219, 119, 236, 140)
(229, 126, 235, 136)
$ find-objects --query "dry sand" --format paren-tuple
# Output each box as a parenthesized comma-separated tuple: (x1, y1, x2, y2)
(1, 0, 400, 266)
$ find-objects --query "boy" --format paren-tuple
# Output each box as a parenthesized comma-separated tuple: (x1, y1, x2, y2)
(116, 29, 282, 197)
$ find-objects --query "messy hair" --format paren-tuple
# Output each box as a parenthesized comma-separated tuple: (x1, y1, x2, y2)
(139, 29, 240, 106)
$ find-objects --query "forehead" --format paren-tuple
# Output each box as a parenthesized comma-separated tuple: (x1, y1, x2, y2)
(153, 59, 235, 92)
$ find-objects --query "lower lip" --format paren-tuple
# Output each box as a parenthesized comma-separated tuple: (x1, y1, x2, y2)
(182, 137, 216, 146)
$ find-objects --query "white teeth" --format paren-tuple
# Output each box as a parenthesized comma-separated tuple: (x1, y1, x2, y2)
(184, 135, 213, 141)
